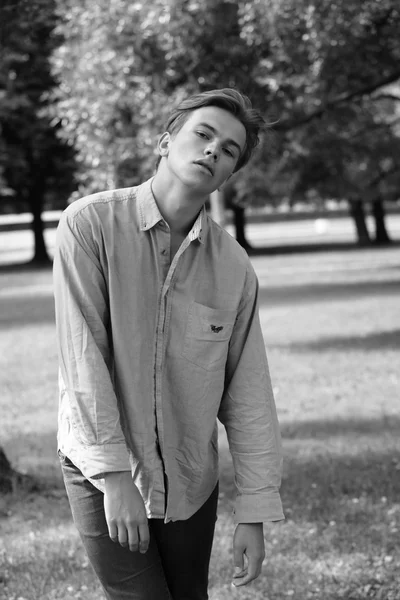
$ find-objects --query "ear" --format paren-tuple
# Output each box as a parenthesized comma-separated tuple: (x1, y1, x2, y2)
(158, 132, 171, 157)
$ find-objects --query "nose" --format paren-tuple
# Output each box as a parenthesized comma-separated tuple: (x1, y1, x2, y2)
(204, 142, 220, 162)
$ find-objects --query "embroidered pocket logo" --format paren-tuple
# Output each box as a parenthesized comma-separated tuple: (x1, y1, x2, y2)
(210, 324, 224, 333)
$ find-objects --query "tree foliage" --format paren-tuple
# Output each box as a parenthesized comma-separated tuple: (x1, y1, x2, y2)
(0, 0, 76, 262)
(54, 1, 400, 212)
(53, 0, 271, 194)
(2, 0, 397, 249)
(235, 1, 400, 198)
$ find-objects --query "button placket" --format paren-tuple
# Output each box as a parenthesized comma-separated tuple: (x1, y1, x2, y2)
(157, 221, 171, 264)
(155, 235, 193, 521)
(153, 224, 171, 506)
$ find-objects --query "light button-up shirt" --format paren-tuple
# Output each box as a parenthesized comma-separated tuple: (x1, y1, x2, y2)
(53, 178, 284, 523)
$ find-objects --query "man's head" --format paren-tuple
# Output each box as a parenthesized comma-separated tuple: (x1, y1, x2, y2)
(157, 88, 266, 174)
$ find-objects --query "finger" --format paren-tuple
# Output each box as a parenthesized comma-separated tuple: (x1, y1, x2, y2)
(233, 556, 262, 587)
(233, 555, 248, 579)
(233, 540, 245, 573)
(233, 568, 247, 579)
(107, 520, 118, 543)
(233, 571, 259, 587)
(118, 526, 129, 548)
(127, 525, 139, 552)
(138, 522, 150, 554)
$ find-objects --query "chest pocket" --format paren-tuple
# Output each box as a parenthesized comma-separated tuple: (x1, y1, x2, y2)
(182, 302, 236, 371)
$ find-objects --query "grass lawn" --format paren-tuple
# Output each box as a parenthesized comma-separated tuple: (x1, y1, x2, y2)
(0, 245, 399, 600)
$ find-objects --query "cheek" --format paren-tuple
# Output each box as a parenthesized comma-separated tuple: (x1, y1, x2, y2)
(219, 159, 234, 179)
(172, 137, 199, 159)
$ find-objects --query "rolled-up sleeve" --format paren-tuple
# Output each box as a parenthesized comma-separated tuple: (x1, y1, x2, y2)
(218, 263, 284, 524)
(53, 209, 131, 478)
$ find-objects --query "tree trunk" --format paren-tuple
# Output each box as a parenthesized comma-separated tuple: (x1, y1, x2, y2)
(0, 445, 37, 494)
(0, 446, 20, 493)
(232, 205, 252, 251)
(349, 199, 371, 246)
(29, 195, 51, 265)
(372, 198, 391, 245)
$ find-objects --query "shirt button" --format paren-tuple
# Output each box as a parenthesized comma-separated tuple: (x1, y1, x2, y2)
(161, 249, 167, 255)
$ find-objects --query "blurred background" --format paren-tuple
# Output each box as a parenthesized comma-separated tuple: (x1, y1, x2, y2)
(0, 1, 399, 599)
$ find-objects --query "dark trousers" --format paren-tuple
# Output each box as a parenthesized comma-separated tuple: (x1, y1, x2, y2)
(59, 452, 218, 600)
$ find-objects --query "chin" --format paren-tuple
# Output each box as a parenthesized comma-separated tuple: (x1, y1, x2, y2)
(180, 173, 213, 192)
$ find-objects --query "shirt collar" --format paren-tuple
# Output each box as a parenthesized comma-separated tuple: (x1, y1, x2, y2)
(137, 177, 164, 231)
(136, 178, 207, 245)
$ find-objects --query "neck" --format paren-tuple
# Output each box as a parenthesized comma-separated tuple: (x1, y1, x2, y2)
(151, 167, 208, 236)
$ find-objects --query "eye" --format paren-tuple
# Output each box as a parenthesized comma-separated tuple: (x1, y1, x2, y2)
(223, 147, 234, 158)
(196, 131, 209, 139)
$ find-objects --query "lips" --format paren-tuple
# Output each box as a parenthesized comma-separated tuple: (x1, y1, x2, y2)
(193, 160, 214, 176)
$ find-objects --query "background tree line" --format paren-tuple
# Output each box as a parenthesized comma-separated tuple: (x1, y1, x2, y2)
(1, 0, 400, 264)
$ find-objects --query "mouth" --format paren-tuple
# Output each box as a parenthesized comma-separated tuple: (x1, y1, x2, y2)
(193, 160, 214, 176)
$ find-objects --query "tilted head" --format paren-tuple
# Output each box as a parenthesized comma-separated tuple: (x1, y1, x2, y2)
(157, 88, 266, 173)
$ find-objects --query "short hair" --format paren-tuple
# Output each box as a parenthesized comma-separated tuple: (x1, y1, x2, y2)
(156, 88, 267, 173)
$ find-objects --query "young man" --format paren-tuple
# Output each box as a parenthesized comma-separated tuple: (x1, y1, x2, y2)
(54, 88, 284, 600)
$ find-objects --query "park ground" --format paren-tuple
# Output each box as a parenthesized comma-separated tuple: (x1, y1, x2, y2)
(0, 230, 399, 599)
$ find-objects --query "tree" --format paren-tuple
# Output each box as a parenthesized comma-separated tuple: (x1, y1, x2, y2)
(244, 0, 400, 245)
(271, 103, 400, 245)
(54, 0, 280, 248)
(0, 0, 77, 264)
(0, 446, 37, 494)
(54, 0, 400, 248)
(53, 0, 269, 192)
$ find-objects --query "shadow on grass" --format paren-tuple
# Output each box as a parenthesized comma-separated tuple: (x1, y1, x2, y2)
(220, 447, 400, 521)
(0, 240, 399, 274)
(279, 448, 400, 522)
(272, 329, 400, 352)
(0, 260, 53, 274)
(218, 415, 400, 524)
(3, 415, 400, 543)
(0, 294, 55, 329)
(258, 278, 400, 307)
(281, 415, 400, 439)
(1, 429, 64, 503)
(1, 277, 400, 330)
(248, 240, 400, 256)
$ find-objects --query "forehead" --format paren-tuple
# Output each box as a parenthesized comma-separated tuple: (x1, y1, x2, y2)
(183, 106, 247, 149)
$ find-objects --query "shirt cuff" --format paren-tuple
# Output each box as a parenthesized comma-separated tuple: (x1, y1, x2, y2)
(79, 443, 131, 479)
(233, 491, 285, 524)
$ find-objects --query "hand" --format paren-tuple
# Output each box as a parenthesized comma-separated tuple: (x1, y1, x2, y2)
(104, 471, 150, 553)
(232, 523, 265, 587)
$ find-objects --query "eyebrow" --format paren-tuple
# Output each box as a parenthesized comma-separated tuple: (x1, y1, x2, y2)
(196, 122, 243, 155)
